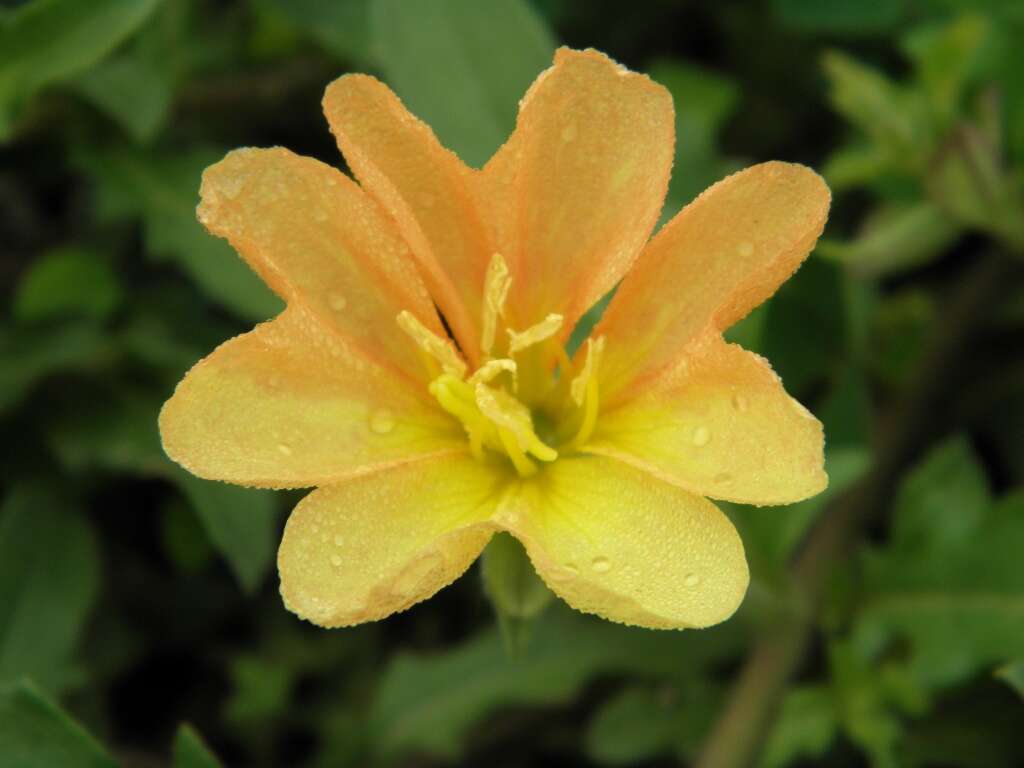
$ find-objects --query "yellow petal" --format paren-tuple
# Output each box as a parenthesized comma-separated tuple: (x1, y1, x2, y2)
(278, 454, 505, 627)
(597, 162, 830, 402)
(586, 335, 827, 506)
(483, 48, 674, 334)
(322, 75, 491, 362)
(159, 306, 462, 488)
(496, 455, 748, 629)
(198, 146, 443, 383)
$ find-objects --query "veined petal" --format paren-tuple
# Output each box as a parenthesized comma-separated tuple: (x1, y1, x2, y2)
(322, 75, 492, 362)
(159, 306, 463, 489)
(586, 335, 827, 506)
(198, 146, 443, 383)
(496, 455, 748, 629)
(483, 48, 674, 334)
(597, 162, 830, 402)
(278, 454, 505, 627)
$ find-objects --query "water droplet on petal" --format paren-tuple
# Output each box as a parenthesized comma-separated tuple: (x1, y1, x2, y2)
(327, 293, 347, 311)
(313, 209, 328, 222)
(333, 534, 344, 546)
(551, 563, 579, 582)
(684, 573, 700, 587)
(329, 554, 342, 567)
(738, 242, 754, 258)
(369, 409, 395, 435)
(692, 426, 710, 447)
(561, 123, 577, 142)
(277, 443, 293, 456)
(732, 393, 749, 412)
(591, 556, 611, 573)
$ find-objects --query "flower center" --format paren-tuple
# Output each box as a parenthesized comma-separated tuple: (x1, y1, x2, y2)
(397, 253, 603, 477)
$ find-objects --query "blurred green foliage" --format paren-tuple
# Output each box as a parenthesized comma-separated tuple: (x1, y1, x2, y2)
(2, 0, 1024, 766)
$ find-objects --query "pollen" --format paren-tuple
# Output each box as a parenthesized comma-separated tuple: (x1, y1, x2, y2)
(397, 253, 604, 477)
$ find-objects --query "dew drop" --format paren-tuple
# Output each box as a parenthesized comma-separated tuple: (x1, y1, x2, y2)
(738, 241, 754, 258)
(313, 209, 328, 222)
(277, 443, 293, 456)
(329, 554, 342, 567)
(327, 293, 347, 311)
(692, 426, 710, 447)
(552, 563, 580, 582)
(561, 122, 578, 142)
(267, 374, 281, 388)
(732, 393, 749, 412)
(369, 409, 395, 435)
(684, 572, 701, 588)
(333, 534, 344, 547)
(591, 556, 612, 574)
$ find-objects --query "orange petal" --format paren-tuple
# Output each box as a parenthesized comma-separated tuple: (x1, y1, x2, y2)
(159, 306, 463, 489)
(586, 335, 827, 506)
(496, 455, 748, 629)
(597, 162, 830, 402)
(197, 146, 443, 383)
(322, 75, 492, 362)
(483, 47, 674, 334)
(278, 454, 503, 627)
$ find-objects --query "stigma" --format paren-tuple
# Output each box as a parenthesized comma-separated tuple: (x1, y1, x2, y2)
(398, 253, 603, 477)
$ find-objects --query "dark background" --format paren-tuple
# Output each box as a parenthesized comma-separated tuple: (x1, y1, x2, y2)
(2, 1, 1024, 766)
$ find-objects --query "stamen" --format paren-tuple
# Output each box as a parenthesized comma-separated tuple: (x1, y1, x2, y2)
(481, 253, 511, 357)
(475, 384, 558, 464)
(570, 336, 605, 406)
(568, 337, 605, 448)
(498, 427, 537, 476)
(507, 313, 564, 355)
(397, 310, 467, 379)
(468, 358, 517, 389)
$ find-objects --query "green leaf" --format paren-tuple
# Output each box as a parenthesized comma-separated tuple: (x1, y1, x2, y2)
(173, 724, 224, 768)
(261, 0, 372, 64)
(0, 322, 110, 415)
(224, 655, 293, 724)
(173, 471, 279, 594)
(647, 59, 741, 212)
(369, 606, 742, 760)
(47, 390, 279, 593)
(759, 686, 838, 768)
(774, 0, 905, 34)
(584, 687, 679, 766)
(0, 0, 161, 140)
(902, 14, 990, 125)
(856, 441, 1024, 693)
(823, 141, 894, 190)
(995, 660, 1024, 699)
(761, 257, 846, 396)
(75, 146, 281, 321)
(14, 247, 122, 322)
(0, 487, 101, 692)
(0, 680, 115, 768)
(74, 52, 172, 143)
(817, 201, 961, 277)
(823, 50, 930, 171)
(370, 0, 555, 167)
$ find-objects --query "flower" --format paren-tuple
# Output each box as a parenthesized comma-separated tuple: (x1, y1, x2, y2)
(159, 48, 830, 630)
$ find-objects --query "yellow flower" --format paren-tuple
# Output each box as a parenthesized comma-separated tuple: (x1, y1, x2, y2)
(159, 48, 830, 630)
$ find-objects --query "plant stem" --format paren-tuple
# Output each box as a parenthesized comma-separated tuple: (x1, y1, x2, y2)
(694, 252, 1017, 768)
